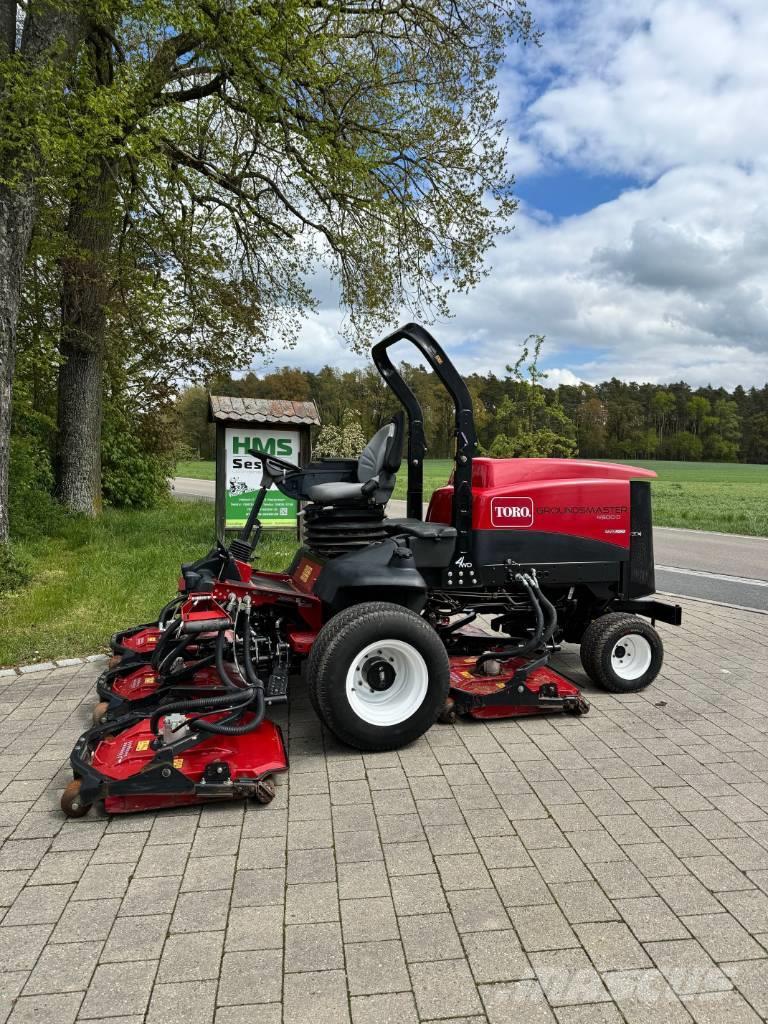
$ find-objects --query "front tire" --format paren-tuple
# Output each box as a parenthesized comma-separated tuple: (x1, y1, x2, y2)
(308, 602, 450, 751)
(580, 612, 663, 693)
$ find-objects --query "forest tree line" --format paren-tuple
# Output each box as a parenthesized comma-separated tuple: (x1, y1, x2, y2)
(177, 347, 768, 466)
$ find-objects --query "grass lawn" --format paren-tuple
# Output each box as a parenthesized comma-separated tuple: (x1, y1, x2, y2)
(176, 456, 767, 535)
(176, 459, 216, 480)
(0, 501, 295, 668)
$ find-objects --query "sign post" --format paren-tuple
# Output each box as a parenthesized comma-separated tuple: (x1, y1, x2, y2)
(209, 397, 320, 541)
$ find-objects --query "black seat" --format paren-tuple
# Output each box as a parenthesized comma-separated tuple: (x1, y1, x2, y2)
(383, 519, 457, 542)
(275, 413, 405, 508)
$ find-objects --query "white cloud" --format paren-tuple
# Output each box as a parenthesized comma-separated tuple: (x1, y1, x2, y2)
(257, 0, 768, 392)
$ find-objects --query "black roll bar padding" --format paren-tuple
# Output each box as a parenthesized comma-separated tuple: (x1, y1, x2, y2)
(371, 323, 478, 552)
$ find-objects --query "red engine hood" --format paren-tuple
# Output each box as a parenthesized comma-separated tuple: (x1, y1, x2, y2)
(462, 457, 656, 489)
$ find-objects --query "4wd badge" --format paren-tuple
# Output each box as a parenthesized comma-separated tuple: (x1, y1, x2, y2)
(491, 497, 534, 528)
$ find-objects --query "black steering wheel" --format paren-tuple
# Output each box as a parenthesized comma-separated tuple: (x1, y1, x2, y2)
(246, 448, 298, 477)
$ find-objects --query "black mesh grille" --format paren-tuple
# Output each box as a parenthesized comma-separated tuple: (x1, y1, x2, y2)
(627, 480, 655, 597)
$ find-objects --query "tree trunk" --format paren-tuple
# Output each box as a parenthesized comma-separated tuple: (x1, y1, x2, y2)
(0, 190, 33, 542)
(0, 2, 81, 542)
(56, 164, 117, 514)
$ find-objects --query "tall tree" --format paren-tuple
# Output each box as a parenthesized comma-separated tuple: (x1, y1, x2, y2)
(0, 0, 82, 541)
(31, 0, 536, 514)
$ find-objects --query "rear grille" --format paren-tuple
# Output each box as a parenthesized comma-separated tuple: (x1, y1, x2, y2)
(627, 480, 655, 597)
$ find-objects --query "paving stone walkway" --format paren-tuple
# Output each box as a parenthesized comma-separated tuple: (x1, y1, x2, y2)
(2, 596, 768, 1023)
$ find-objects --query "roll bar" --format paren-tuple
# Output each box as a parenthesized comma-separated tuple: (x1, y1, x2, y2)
(371, 323, 477, 557)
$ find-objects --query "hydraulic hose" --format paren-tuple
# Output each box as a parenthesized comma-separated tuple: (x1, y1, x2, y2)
(476, 573, 545, 671)
(158, 596, 182, 629)
(149, 686, 254, 735)
(215, 625, 247, 691)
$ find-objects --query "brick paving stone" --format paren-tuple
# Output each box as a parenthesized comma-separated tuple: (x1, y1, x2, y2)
(3, 880, 73, 924)
(157, 931, 225, 983)
(480, 979, 556, 1024)
(682, 990, 762, 1024)
(411, 959, 484, 1019)
(225, 903, 283, 951)
(400, 912, 463, 962)
(464, 929, 534, 983)
(492, 866, 553, 907)
(721, 958, 768, 1017)
(23, 938, 101, 994)
(7, 992, 83, 1024)
(344, 938, 410, 995)
(231, 868, 285, 907)
(283, 969, 350, 1024)
(0, 923, 53, 970)
(575, 921, 652, 971)
(217, 949, 283, 1006)
(614, 897, 691, 942)
(340, 896, 399, 943)
(146, 980, 217, 1024)
(120, 874, 182, 916)
(79, 960, 158, 1019)
(682, 912, 766, 962)
(509, 905, 580, 952)
(602, 968, 693, 1024)
(285, 921, 344, 972)
(530, 948, 610, 1006)
(101, 914, 171, 962)
(338, 860, 391, 898)
(554, 1005, 625, 1024)
(383, 840, 436, 877)
(215, 1006, 281, 1024)
(285, 881, 339, 924)
(549, 881, 619, 924)
(644, 939, 731, 995)
(447, 888, 511, 933)
(350, 992, 419, 1024)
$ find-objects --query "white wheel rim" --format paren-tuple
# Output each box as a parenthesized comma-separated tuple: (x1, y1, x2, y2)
(611, 633, 653, 681)
(346, 639, 429, 727)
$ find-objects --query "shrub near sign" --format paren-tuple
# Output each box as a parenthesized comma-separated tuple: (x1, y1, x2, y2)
(491, 496, 534, 528)
(224, 427, 300, 528)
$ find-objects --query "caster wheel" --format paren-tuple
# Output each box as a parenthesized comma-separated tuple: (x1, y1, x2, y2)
(61, 780, 92, 819)
(437, 699, 458, 725)
(92, 701, 110, 726)
(254, 776, 276, 805)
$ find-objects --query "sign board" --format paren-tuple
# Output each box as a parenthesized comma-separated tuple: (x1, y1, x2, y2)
(223, 427, 300, 529)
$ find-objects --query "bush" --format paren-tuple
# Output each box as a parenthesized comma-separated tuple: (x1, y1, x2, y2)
(0, 544, 31, 595)
(101, 406, 173, 510)
(313, 409, 367, 458)
(8, 433, 66, 540)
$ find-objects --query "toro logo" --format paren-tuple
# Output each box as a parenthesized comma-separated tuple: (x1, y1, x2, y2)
(491, 496, 534, 528)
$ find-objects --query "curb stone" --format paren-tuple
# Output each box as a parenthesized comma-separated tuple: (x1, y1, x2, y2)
(0, 653, 107, 677)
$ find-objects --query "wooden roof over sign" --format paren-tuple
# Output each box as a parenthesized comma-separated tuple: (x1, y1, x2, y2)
(208, 396, 320, 426)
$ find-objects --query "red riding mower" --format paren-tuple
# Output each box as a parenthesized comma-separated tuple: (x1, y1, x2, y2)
(62, 323, 680, 818)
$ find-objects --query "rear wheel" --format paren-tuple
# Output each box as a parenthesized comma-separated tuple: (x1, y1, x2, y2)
(92, 701, 110, 726)
(308, 602, 449, 751)
(580, 612, 663, 693)
(61, 780, 92, 819)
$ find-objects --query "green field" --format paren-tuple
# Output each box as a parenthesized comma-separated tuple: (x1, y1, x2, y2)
(177, 457, 767, 536)
(0, 502, 294, 667)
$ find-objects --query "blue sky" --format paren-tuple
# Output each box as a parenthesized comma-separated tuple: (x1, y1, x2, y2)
(259, 0, 768, 391)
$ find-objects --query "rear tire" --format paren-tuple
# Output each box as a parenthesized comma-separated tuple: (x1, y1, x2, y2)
(580, 612, 663, 693)
(61, 780, 92, 819)
(308, 602, 449, 751)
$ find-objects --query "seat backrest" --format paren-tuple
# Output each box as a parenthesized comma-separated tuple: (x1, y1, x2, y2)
(357, 412, 404, 484)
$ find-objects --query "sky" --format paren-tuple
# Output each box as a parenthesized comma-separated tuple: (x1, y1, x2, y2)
(256, 0, 768, 391)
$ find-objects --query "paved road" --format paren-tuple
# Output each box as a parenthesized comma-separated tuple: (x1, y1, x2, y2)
(4, 596, 768, 1024)
(173, 478, 767, 611)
